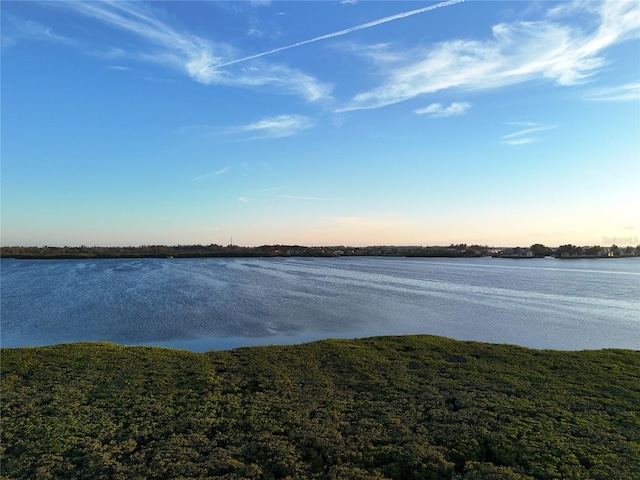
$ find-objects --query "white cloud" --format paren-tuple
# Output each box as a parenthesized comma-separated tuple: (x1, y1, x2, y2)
(238, 197, 250, 202)
(585, 83, 640, 102)
(201, 63, 332, 104)
(51, 1, 332, 104)
(502, 137, 535, 146)
(415, 101, 471, 117)
(339, 0, 640, 111)
(193, 166, 231, 181)
(347, 43, 405, 66)
(2, 15, 75, 48)
(501, 123, 556, 146)
(228, 114, 314, 139)
(246, 28, 264, 38)
(56, 1, 231, 78)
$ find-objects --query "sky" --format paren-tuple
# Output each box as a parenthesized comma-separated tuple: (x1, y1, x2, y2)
(1, 0, 639, 248)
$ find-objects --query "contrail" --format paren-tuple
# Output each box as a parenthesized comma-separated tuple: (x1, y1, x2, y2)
(214, 0, 465, 69)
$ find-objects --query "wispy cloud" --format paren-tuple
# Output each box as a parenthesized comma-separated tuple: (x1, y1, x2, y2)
(214, 0, 465, 69)
(501, 123, 556, 146)
(193, 166, 231, 181)
(502, 137, 535, 146)
(52, 1, 231, 80)
(213, 64, 332, 103)
(339, 0, 640, 111)
(228, 114, 314, 140)
(2, 15, 75, 48)
(45, 1, 331, 103)
(415, 101, 471, 118)
(585, 82, 640, 102)
(246, 18, 265, 39)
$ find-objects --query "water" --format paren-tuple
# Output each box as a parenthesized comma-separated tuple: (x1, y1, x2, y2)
(1, 256, 638, 351)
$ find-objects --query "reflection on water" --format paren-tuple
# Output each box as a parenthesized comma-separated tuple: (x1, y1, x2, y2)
(1, 257, 638, 351)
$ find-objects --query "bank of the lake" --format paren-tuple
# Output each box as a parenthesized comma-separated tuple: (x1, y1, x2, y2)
(2, 335, 639, 479)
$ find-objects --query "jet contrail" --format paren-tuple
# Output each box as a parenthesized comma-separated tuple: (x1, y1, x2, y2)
(214, 0, 465, 69)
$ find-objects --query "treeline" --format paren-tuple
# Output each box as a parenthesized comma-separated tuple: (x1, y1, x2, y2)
(0, 244, 484, 259)
(0, 244, 328, 259)
(2, 335, 639, 479)
(1, 242, 638, 259)
(0, 244, 490, 259)
(555, 244, 639, 258)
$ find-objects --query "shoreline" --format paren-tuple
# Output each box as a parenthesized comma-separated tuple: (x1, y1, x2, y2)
(3, 253, 637, 260)
(3, 333, 638, 354)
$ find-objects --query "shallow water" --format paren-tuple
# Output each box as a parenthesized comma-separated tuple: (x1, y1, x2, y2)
(1, 256, 638, 351)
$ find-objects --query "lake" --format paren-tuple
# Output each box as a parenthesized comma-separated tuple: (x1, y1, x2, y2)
(1, 256, 638, 351)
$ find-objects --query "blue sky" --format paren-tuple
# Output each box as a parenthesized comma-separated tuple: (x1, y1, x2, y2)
(2, 0, 639, 247)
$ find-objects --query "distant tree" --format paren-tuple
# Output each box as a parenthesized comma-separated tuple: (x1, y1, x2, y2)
(530, 244, 547, 258)
(585, 245, 602, 256)
(556, 244, 583, 257)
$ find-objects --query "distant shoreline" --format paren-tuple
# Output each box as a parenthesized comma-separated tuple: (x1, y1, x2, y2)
(3, 253, 635, 260)
(2, 243, 638, 260)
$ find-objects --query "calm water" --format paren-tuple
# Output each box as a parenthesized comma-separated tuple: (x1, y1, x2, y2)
(1, 256, 638, 351)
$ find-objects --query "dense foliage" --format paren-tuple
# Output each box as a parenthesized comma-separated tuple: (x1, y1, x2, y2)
(2, 335, 639, 479)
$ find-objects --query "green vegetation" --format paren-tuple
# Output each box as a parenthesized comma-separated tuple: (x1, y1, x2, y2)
(0, 244, 486, 259)
(2, 335, 639, 479)
(2, 243, 638, 259)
